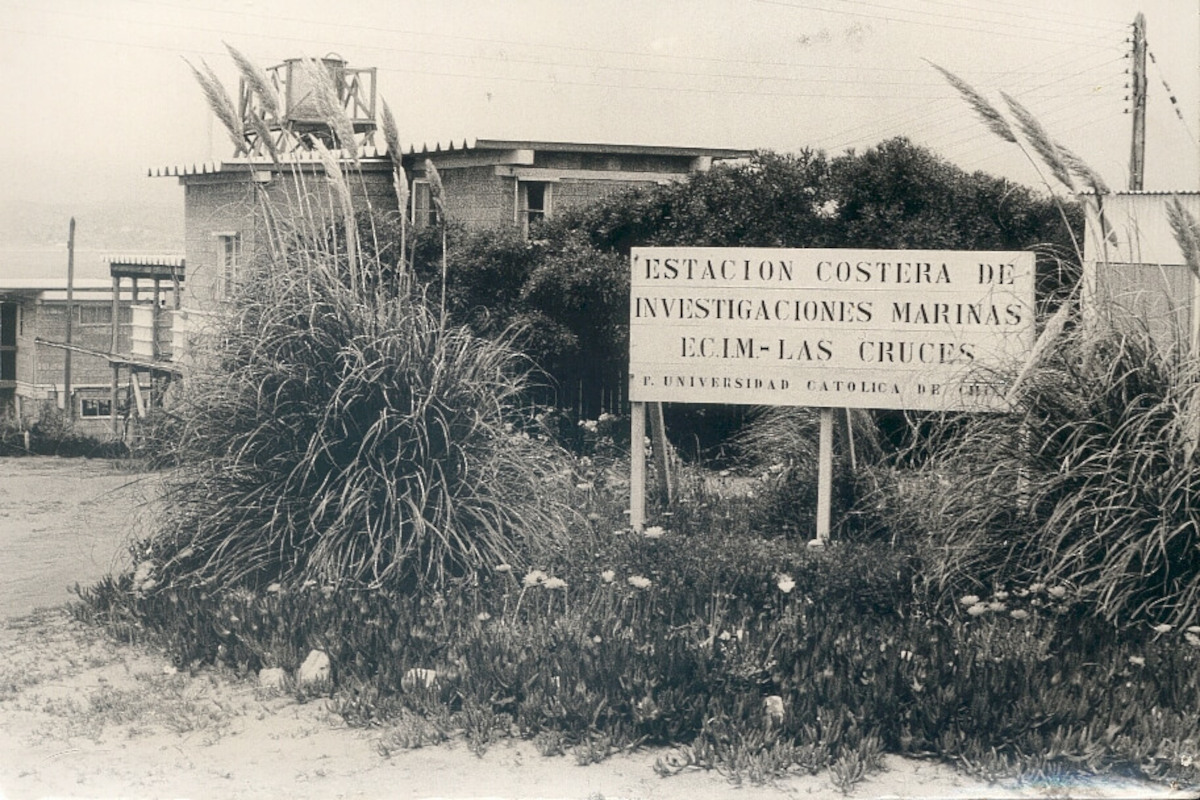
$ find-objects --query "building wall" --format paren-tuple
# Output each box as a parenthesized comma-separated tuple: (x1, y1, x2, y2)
(533, 151, 693, 174)
(181, 165, 396, 313)
(1083, 193, 1200, 351)
(551, 177, 661, 215)
(439, 166, 512, 229)
(2, 294, 134, 435)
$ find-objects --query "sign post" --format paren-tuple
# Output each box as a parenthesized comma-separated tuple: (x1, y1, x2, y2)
(630, 401, 647, 530)
(627, 246, 1036, 535)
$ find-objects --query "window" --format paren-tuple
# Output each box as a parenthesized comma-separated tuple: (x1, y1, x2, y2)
(80, 398, 113, 418)
(77, 305, 113, 326)
(0, 303, 15, 382)
(217, 233, 242, 298)
(411, 181, 438, 229)
(518, 181, 551, 236)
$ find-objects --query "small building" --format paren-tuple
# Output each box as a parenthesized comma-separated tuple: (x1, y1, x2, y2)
(1083, 192, 1200, 351)
(0, 257, 185, 440)
(0, 279, 132, 436)
(153, 139, 750, 313)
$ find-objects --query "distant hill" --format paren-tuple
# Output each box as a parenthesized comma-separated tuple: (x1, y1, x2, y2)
(0, 198, 183, 253)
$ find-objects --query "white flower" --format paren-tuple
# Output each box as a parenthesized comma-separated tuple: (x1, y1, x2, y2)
(1047, 585, 1068, 600)
(776, 574, 796, 594)
(627, 575, 652, 590)
(1010, 609, 1030, 620)
(523, 569, 549, 587)
(960, 594, 981, 606)
(1151, 623, 1173, 634)
(575, 482, 594, 491)
(476, 612, 491, 622)
(643, 526, 665, 540)
(967, 603, 988, 617)
(1129, 655, 1146, 667)
(600, 569, 616, 583)
(495, 563, 512, 573)
(132, 561, 157, 593)
(1183, 632, 1200, 648)
(543, 577, 567, 590)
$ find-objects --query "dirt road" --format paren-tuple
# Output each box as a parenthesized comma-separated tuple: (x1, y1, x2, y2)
(0, 457, 157, 618)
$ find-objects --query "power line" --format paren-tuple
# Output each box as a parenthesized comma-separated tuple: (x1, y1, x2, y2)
(752, 0, 1126, 47)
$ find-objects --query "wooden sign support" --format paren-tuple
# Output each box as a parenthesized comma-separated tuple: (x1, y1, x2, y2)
(630, 401, 646, 531)
(815, 407, 834, 544)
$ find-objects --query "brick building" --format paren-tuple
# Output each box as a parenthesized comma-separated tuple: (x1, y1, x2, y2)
(0, 279, 133, 437)
(154, 139, 750, 315)
(1, 258, 185, 439)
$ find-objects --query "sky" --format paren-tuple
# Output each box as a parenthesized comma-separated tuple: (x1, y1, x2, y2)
(1, 0, 1198, 215)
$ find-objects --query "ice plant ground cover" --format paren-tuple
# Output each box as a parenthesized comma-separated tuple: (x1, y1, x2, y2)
(79, 459, 1200, 791)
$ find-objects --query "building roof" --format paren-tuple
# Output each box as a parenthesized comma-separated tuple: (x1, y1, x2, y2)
(0, 278, 114, 292)
(0, 278, 137, 303)
(151, 138, 753, 178)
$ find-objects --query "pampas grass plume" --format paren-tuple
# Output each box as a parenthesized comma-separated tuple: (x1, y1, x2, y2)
(1001, 92, 1074, 190)
(187, 59, 244, 153)
(425, 159, 446, 217)
(225, 43, 281, 120)
(926, 61, 1017, 144)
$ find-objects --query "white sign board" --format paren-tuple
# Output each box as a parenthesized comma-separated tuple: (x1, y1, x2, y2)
(629, 247, 1036, 412)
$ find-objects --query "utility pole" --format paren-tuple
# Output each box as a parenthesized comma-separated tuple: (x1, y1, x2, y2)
(1129, 12, 1147, 190)
(64, 217, 75, 422)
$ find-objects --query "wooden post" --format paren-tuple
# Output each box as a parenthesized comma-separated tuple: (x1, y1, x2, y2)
(64, 218, 75, 422)
(630, 401, 646, 531)
(110, 365, 120, 438)
(649, 401, 673, 504)
(815, 407, 834, 544)
(152, 279, 161, 360)
(1129, 13, 1147, 191)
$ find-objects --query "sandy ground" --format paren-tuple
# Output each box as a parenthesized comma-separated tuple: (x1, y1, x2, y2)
(1, 457, 1193, 800)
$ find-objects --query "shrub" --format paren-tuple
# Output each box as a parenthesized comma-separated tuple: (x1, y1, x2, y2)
(906, 325, 1200, 629)
(145, 242, 576, 591)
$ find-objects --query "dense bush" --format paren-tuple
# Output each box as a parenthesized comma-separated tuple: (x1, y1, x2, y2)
(895, 325, 1200, 629)
(1, 407, 128, 458)
(408, 139, 1079, 448)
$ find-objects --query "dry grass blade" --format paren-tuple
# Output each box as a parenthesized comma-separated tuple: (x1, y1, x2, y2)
(1001, 92, 1074, 190)
(225, 42, 280, 119)
(424, 159, 447, 217)
(1006, 285, 1076, 404)
(925, 61, 1017, 144)
(1056, 142, 1109, 196)
(245, 107, 281, 164)
(381, 100, 403, 170)
(301, 58, 359, 161)
(1166, 197, 1200, 280)
(393, 164, 410, 220)
(186, 59, 244, 153)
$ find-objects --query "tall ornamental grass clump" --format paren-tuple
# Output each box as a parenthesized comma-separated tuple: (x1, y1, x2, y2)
(151, 253, 572, 590)
(914, 63, 1200, 629)
(141, 49, 574, 592)
(908, 325, 1200, 628)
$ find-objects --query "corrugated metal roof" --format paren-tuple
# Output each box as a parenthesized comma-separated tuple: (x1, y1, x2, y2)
(152, 139, 753, 176)
(107, 256, 185, 268)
